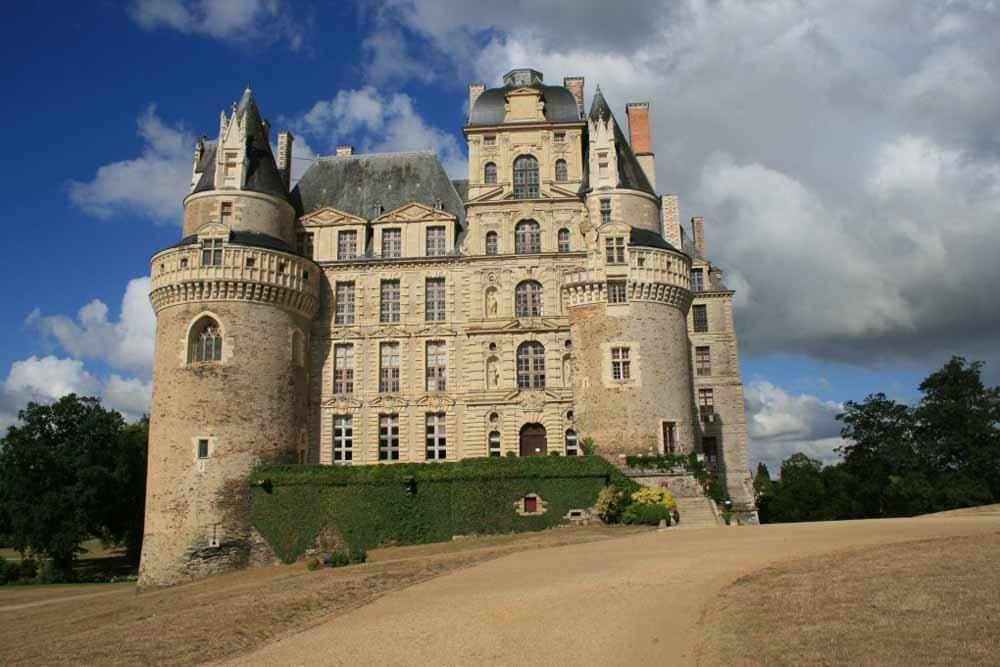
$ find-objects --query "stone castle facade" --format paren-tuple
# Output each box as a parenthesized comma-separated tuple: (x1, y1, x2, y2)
(139, 69, 753, 588)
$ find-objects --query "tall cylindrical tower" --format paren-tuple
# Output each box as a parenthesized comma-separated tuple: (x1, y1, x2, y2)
(138, 89, 319, 588)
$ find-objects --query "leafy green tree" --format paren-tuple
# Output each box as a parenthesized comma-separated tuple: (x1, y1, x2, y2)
(753, 462, 772, 496)
(765, 453, 827, 523)
(0, 395, 147, 577)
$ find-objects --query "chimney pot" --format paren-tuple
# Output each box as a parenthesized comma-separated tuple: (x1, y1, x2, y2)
(563, 77, 585, 118)
(277, 130, 294, 191)
(626, 102, 656, 189)
(691, 216, 706, 256)
(336, 145, 354, 156)
(468, 83, 486, 120)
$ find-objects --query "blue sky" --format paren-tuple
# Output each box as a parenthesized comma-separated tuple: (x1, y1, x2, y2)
(3, 1, 999, 474)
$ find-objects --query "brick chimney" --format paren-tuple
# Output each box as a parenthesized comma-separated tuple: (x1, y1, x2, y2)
(661, 194, 681, 248)
(277, 130, 294, 191)
(469, 83, 486, 119)
(563, 77, 585, 118)
(626, 102, 656, 190)
(336, 145, 354, 156)
(691, 216, 705, 255)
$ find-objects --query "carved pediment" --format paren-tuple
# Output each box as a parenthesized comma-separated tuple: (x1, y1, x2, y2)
(470, 186, 505, 203)
(413, 325, 457, 338)
(369, 395, 408, 409)
(321, 396, 363, 411)
(195, 222, 229, 238)
(300, 206, 366, 227)
(330, 328, 363, 340)
(415, 393, 456, 410)
(369, 325, 404, 339)
(376, 202, 456, 223)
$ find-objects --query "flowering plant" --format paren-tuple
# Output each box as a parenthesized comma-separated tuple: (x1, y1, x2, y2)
(630, 486, 677, 511)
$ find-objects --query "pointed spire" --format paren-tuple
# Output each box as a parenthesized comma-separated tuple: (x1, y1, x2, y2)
(588, 84, 612, 122)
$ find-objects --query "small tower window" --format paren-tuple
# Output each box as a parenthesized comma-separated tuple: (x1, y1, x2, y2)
(197, 438, 210, 459)
(488, 431, 501, 457)
(484, 162, 497, 184)
(554, 131, 566, 143)
(555, 159, 568, 182)
(201, 239, 223, 266)
(220, 201, 233, 224)
(189, 316, 222, 363)
(607, 281, 627, 304)
(611, 347, 631, 381)
(600, 199, 612, 225)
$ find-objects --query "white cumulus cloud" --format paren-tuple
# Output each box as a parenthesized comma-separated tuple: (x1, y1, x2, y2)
(128, 0, 306, 50)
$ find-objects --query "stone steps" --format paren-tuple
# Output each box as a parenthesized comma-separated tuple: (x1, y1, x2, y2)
(674, 496, 722, 529)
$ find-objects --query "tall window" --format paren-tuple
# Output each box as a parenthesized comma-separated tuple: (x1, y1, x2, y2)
(663, 421, 677, 454)
(515, 220, 541, 254)
(223, 151, 239, 184)
(605, 236, 625, 264)
(557, 228, 570, 253)
(555, 159, 568, 182)
(517, 341, 546, 389)
(426, 341, 447, 391)
(515, 281, 544, 317)
(333, 416, 353, 464)
(296, 232, 314, 258)
(611, 347, 631, 381)
(696, 346, 711, 376)
(425, 278, 446, 321)
(333, 344, 354, 394)
(379, 414, 400, 461)
(426, 413, 447, 460)
(484, 162, 497, 184)
(197, 438, 210, 459)
(380, 343, 400, 393)
(485, 231, 498, 256)
(600, 199, 611, 224)
(381, 228, 401, 258)
(607, 281, 627, 304)
(691, 268, 704, 292)
(201, 239, 223, 266)
(693, 304, 709, 333)
(703, 436, 719, 467)
(190, 317, 222, 363)
(699, 388, 715, 417)
(337, 230, 357, 260)
(220, 201, 233, 224)
(513, 155, 539, 199)
(335, 282, 355, 325)
(488, 431, 501, 457)
(380, 280, 401, 323)
(565, 430, 578, 456)
(426, 226, 447, 256)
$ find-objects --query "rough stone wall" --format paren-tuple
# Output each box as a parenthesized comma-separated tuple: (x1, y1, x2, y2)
(139, 300, 310, 588)
(183, 191, 297, 246)
(586, 189, 661, 235)
(569, 300, 695, 458)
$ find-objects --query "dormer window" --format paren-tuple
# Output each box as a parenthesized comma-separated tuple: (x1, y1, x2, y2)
(484, 135, 496, 146)
(605, 236, 626, 264)
(554, 131, 565, 143)
(201, 239, 223, 266)
(338, 230, 358, 260)
(372, 201, 384, 217)
(434, 198, 443, 210)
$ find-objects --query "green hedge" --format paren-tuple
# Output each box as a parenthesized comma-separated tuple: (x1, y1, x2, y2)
(250, 456, 635, 563)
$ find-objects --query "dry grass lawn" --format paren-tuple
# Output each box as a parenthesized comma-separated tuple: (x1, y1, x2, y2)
(0, 525, 644, 666)
(700, 531, 1000, 667)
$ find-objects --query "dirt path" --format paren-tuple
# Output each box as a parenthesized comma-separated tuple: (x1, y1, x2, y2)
(0, 585, 132, 612)
(226, 514, 1000, 666)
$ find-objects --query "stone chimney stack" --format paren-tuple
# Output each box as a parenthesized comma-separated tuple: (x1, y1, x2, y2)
(661, 194, 681, 248)
(277, 130, 294, 191)
(691, 216, 706, 255)
(563, 77, 585, 118)
(626, 102, 656, 190)
(468, 83, 486, 119)
(336, 145, 354, 156)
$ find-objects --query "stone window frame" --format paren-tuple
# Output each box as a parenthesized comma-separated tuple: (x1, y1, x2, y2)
(611, 346, 631, 382)
(425, 340, 447, 392)
(488, 430, 501, 457)
(484, 162, 498, 185)
(425, 277, 447, 322)
(425, 226, 447, 257)
(692, 304, 709, 333)
(380, 279, 401, 323)
(515, 280, 544, 318)
(661, 421, 677, 455)
(378, 414, 400, 461)
(600, 340, 641, 388)
(483, 135, 497, 147)
(201, 237, 224, 267)
(485, 230, 499, 256)
(516, 340, 546, 390)
(337, 229, 358, 260)
(513, 154, 540, 199)
(605, 236, 626, 264)
(425, 412, 447, 460)
(514, 219, 542, 254)
(381, 227, 402, 258)
(186, 312, 225, 365)
(555, 159, 568, 182)
(557, 228, 570, 253)
(607, 281, 628, 304)
(333, 343, 354, 394)
(699, 387, 715, 418)
(379, 342, 401, 393)
(600, 198, 612, 225)
(193, 436, 215, 461)
(334, 281, 356, 325)
(333, 415, 353, 465)
(691, 267, 704, 292)
(695, 345, 711, 376)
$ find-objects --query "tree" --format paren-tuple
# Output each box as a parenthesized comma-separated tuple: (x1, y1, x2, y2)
(0, 395, 147, 577)
(753, 462, 772, 496)
(765, 453, 827, 523)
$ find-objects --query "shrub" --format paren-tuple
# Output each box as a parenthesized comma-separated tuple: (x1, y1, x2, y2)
(306, 558, 321, 571)
(0, 557, 11, 585)
(621, 503, 672, 526)
(327, 551, 350, 568)
(580, 437, 596, 456)
(348, 546, 367, 564)
(631, 486, 677, 510)
(18, 558, 38, 581)
(505, 451, 517, 458)
(595, 486, 627, 523)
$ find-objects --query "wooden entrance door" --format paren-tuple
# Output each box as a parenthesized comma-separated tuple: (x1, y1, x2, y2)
(519, 424, 548, 456)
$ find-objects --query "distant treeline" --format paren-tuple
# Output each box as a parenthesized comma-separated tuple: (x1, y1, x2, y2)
(755, 357, 1000, 523)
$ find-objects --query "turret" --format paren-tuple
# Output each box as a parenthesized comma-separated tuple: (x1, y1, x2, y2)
(139, 88, 319, 589)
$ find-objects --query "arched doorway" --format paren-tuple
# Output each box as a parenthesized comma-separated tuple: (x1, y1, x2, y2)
(519, 423, 547, 456)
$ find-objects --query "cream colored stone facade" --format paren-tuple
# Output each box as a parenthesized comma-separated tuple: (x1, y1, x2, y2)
(139, 71, 754, 588)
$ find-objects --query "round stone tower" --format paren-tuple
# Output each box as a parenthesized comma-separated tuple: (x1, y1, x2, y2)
(138, 89, 319, 588)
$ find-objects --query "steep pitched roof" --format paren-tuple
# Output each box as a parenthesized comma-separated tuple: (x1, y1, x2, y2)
(628, 227, 681, 253)
(291, 152, 466, 225)
(191, 88, 287, 200)
(586, 87, 656, 197)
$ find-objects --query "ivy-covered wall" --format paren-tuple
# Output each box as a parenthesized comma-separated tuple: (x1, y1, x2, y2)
(250, 456, 633, 563)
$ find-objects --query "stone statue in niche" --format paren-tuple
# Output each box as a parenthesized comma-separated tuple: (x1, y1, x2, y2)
(486, 288, 498, 318)
(563, 355, 573, 386)
(486, 356, 499, 389)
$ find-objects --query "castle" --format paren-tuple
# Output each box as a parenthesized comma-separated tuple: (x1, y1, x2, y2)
(139, 69, 753, 587)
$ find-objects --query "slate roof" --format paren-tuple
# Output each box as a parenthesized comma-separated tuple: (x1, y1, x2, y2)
(585, 88, 656, 197)
(451, 179, 469, 203)
(291, 152, 466, 225)
(468, 83, 582, 126)
(170, 230, 293, 253)
(628, 227, 680, 252)
(191, 88, 288, 200)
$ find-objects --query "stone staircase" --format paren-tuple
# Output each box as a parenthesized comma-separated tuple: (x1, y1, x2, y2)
(674, 496, 723, 529)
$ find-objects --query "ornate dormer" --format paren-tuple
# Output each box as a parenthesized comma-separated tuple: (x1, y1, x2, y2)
(588, 87, 621, 191)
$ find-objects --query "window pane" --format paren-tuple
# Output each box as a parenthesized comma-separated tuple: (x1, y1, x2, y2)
(425, 278, 446, 321)
(335, 282, 355, 325)
(382, 229, 401, 258)
(380, 343, 400, 393)
(515, 220, 541, 254)
(337, 230, 357, 260)
(693, 305, 708, 333)
(517, 341, 546, 389)
(484, 162, 497, 184)
(426, 227, 446, 256)
(513, 155, 539, 199)
(381, 280, 401, 323)
(485, 231, 498, 256)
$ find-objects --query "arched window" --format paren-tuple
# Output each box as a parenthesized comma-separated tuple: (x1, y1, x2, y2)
(488, 431, 501, 457)
(555, 159, 568, 182)
(557, 228, 570, 253)
(565, 429, 578, 456)
(485, 231, 498, 256)
(513, 155, 539, 199)
(190, 316, 222, 363)
(484, 162, 497, 185)
(516, 341, 546, 389)
(515, 220, 541, 254)
(515, 281, 544, 317)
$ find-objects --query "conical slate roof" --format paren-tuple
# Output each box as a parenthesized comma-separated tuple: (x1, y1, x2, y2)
(586, 87, 655, 196)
